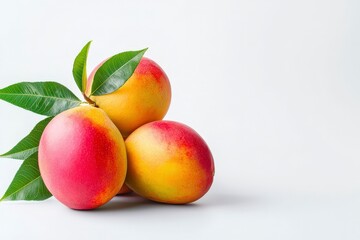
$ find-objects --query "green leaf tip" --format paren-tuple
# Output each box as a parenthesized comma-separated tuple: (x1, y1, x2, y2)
(0, 152, 52, 201)
(90, 48, 148, 96)
(73, 41, 92, 93)
(0, 117, 53, 160)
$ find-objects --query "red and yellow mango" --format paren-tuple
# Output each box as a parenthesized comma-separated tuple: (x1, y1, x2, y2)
(86, 57, 171, 138)
(125, 120, 215, 204)
(38, 105, 127, 210)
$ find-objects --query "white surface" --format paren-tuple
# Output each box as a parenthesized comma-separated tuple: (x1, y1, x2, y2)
(0, 192, 360, 240)
(0, 0, 360, 239)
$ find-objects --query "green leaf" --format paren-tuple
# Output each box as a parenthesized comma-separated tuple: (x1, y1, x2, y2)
(73, 41, 92, 92)
(0, 81, 81, 116)
(90, 48, 147, 96)
(1, 152, 52, 201)
(0, 117, 52, 160)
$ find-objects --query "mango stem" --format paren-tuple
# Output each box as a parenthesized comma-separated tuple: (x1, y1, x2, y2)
(83, 93, 97, 107)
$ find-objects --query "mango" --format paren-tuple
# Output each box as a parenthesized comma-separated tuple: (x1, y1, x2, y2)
(125, 120, 214, 204)
(86, 57, 171, 138)
(38, 105, 127, 210)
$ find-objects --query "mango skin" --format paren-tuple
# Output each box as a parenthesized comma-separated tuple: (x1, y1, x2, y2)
(86, 57, 172, 138)
(125, 121, 215, 204)
(38, 105, 127, 210)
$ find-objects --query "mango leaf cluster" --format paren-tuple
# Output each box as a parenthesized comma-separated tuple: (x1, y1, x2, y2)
(0, 41, 147, 201)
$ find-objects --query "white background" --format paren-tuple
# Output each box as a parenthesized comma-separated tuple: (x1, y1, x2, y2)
(0, 0, 359, 239)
